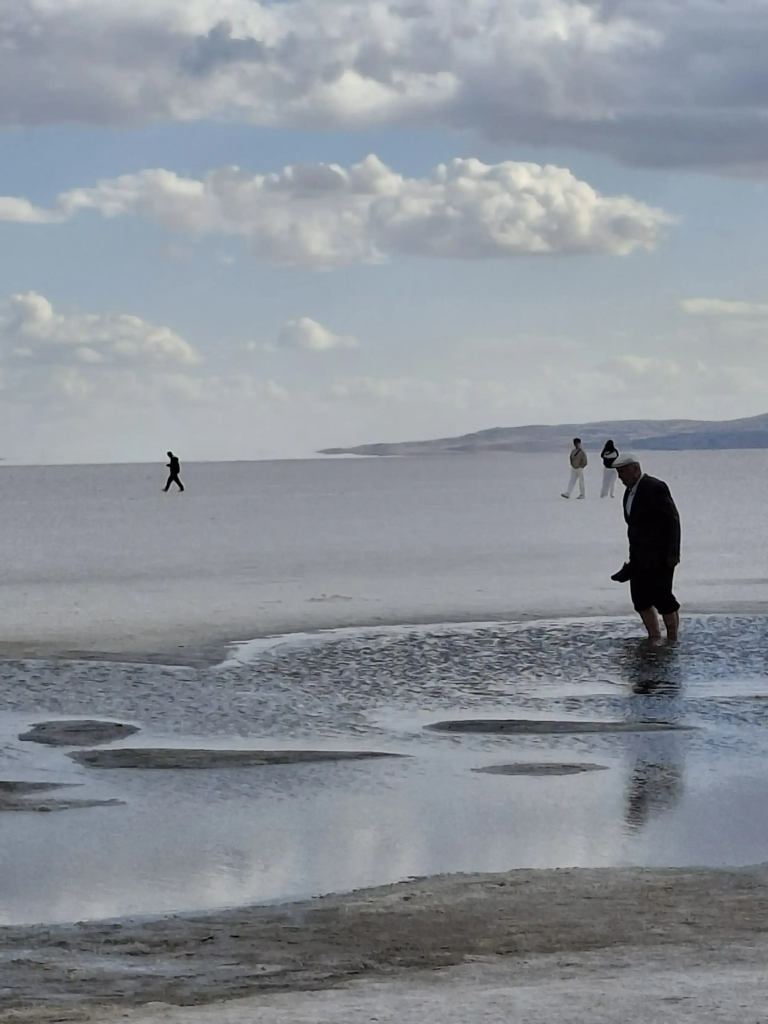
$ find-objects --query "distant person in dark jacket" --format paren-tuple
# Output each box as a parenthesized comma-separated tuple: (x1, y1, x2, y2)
(600, 439, 619, 498)
(163, 451, 184, 493)
(611, 454, 681, 641)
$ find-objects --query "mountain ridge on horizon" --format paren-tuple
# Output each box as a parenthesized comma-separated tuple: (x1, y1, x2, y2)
(319, 411, 768, 456)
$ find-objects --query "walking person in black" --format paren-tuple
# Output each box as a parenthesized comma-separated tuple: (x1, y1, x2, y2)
(600, 439, 619, 498)
(163, 451, 184, 492)
(611, 454, 680, 642)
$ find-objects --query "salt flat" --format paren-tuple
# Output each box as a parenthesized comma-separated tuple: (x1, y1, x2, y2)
(1, 452, 768, 1021)
(0, 451, 764, 658)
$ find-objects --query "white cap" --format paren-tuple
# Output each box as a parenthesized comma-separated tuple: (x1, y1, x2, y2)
(613, 453, 640, 469)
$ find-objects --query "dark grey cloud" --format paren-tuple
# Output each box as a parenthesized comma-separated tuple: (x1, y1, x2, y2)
(3, 1, 768, 170)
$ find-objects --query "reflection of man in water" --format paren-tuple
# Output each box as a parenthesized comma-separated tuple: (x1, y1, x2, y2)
(625, 749, 684, 833)
(163, 451, 184, 492)
(612, 455, 680, 642)
(622, 643, 684, 834)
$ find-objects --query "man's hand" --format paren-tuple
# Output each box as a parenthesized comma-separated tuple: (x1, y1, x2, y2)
(667, 555, 680, 568)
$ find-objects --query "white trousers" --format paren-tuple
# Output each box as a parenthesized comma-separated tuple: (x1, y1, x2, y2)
(565, 467, 585, 497)
(600, 466, 617, 497)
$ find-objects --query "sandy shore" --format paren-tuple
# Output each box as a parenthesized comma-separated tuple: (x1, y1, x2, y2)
(94, 944, 768, 1023)
(2, 864, 768, 1022)
(1, 598, 767, 670)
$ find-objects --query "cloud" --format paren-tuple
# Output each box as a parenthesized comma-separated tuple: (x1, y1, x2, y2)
(680, 298, 768, 317)
(327, 316, 768, 425)
(0, 291, 199, 367)
(0, 292, 297, 413)
(330, 376, 473, 406)
(278, 317, 358, 351)
(0, 156, 672, 268)
(3, 1, 768, 170)
(593, 352, 768, 414)
(148, 372, 290, 405)
(0, 197, 63, 224)
(0, 291, 209, 403)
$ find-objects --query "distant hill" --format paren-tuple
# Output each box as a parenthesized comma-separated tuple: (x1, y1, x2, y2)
(319, 413, 768, 456)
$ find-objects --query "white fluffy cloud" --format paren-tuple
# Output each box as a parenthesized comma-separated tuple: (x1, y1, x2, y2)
(680, 298, 768, 317)
(0, 291, 296, 410)
(0, 291, 207, 402)
(0, 197, 60, 224)
(2, 1, 768, 170)
(278, 317, 358, 351)
(0, 292, 199, 368)
(0, 156, 671, 268)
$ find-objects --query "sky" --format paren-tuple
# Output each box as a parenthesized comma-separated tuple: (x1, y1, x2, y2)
(4, 1, 768, 462)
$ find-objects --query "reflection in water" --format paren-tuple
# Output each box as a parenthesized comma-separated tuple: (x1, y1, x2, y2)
(625, 753, 683, 833)
(618, 637, 683, 702)
(621, 640, 685, 833)
(2, 617, 768, 922)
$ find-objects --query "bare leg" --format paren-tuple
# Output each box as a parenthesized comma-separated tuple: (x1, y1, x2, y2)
(662, 611, 679, 641)
(639, 607, 662, 639)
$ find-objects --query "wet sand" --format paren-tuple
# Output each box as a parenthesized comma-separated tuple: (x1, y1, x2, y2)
(0, 597, 766, 670)
(86, 945, 768, 1024)
(2, 864, 768, 1022)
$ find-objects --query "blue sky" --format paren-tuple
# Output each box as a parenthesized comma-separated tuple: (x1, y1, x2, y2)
(3, 1, 768, 462)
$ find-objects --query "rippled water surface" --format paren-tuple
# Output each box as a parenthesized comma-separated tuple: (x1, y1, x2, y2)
(1, 614, 768, 924)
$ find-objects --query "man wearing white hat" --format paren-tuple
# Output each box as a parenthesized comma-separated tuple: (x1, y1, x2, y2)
(611, 454, 681, 641)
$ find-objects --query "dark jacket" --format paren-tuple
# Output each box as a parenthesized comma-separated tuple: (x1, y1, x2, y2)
(623, 475, 681, 568)
(601, 444, 619, 468)
(168, 456, 180, 475)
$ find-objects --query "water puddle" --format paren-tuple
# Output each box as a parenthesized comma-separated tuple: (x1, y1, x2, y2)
(0, 615, 767, 924)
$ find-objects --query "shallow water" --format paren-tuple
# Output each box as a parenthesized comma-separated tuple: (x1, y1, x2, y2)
(1, 614, 768, 924)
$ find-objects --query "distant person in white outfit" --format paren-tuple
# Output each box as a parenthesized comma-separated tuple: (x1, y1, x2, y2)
(561, 438, 587, 499)
(600, 439, 619, 498)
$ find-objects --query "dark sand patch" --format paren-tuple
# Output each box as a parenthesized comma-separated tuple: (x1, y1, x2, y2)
(0, 796, 124, 813)
(0, 781, 123, 813)
(70, 748, 404, 769)
(19, 720, 140, 747)
(0, 781, 66, 795)
(1, 865, 768, 1021)
(473, 763, 608, 777)
(426, 719, 690, 735)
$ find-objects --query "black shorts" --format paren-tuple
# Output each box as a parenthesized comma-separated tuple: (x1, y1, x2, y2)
(630, 564, 679, 615)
